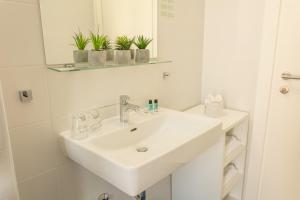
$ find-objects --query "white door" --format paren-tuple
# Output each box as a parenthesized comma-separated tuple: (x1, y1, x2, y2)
(259, 0, 300, 199)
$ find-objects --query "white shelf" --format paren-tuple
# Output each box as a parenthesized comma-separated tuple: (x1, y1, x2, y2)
(47, 58, 171, 72)
(222, 172, 242, 198)
(185, 105, 248, 132)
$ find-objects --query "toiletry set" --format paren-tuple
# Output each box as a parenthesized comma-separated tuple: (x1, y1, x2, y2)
(147, 99, 159, 113)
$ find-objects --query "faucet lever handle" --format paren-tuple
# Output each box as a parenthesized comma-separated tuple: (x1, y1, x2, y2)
(120, 95, 130, 104)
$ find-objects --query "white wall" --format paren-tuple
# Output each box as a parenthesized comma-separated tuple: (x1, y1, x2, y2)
(202, 0, 265, 111)
(201, 0, 265, 199)
(0, 0, 205, 200)
(0, 83, 19, 200)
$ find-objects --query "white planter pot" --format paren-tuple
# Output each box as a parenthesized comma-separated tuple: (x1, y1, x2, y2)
(135, 49, 150, 63)
(114, 50, 131, 65)
(73, 50, 88, 63)
(88, 50, 107, 66)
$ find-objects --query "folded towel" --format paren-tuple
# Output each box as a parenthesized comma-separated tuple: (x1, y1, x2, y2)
(226, 135, 241, 154)
(224, 164, 238, 184)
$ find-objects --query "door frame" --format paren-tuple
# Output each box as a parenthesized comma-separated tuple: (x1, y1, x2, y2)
(243, 0, 282, 200)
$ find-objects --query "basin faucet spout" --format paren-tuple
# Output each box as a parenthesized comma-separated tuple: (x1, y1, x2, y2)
(120, 95, 140, 123)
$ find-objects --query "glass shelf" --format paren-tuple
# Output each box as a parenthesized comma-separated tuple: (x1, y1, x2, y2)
(47, 58, 172, 72)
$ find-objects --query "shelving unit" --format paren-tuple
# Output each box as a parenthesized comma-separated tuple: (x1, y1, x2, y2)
(47, 58, 172, 72)
(185, 105, 249, 200)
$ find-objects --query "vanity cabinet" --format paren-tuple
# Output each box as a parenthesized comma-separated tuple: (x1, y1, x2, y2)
(172, 105, 248, 200)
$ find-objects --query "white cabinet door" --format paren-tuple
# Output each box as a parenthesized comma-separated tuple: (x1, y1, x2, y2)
(260, 0, 300, 199)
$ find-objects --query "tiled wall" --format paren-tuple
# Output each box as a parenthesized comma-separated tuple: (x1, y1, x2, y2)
(0, 0, 205, 199)
(0, 83, 19, 200)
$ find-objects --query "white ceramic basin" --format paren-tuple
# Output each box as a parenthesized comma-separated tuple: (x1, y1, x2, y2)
(60, 108, 222, 196)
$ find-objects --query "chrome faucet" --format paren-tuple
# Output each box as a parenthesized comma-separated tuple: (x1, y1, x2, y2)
(120, 95, 140, 123)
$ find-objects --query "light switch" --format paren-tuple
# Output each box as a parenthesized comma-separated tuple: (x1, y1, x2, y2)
(19, 90, 33, 103)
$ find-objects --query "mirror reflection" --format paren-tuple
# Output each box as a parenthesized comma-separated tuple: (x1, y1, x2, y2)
(40, 0, 157, 65)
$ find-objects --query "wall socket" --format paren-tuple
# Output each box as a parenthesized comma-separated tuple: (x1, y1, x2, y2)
(19, 90, 33, 103)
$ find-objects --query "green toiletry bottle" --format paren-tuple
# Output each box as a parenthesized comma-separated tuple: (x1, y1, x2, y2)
(148, 100, 154, 112)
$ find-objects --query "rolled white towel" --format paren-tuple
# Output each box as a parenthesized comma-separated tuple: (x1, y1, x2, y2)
(204, 94, 224, 117)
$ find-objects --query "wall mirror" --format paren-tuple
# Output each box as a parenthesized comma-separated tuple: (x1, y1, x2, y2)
(40, 0, 158, 65)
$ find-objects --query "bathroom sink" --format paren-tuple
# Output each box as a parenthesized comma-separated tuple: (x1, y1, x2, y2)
(60, 108, 222, 196)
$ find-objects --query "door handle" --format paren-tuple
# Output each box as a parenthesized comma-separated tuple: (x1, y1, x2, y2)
(280, 86, 289, 94)
(281, 72, 300, 80)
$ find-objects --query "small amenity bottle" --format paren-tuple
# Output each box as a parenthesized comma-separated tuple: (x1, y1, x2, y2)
(154, 99, 158, 112)
(148, 100, 154, 112)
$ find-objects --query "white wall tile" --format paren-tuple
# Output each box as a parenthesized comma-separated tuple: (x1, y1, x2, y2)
(9, 121, 60, 181)
(0, 1, 45, 67)
(0, 67, 51, 128)
(0, 150, 18, 200)
(18, 169, 58, 200)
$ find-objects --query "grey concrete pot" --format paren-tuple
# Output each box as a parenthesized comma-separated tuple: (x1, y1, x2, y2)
(135, 49, 150, 63)
(105, 49, 114, 62)
(88, 50, 107, 66)
(114, 50, 131, 65)
(73, 50, 88, 63)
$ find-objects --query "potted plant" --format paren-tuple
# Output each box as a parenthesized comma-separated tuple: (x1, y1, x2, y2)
(102, 36, 114, 62)
(115, 36, 135, 64)
(88, 32, 107, 66)
(72, 31, 89, 63)
(134, 35, 152, 63)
